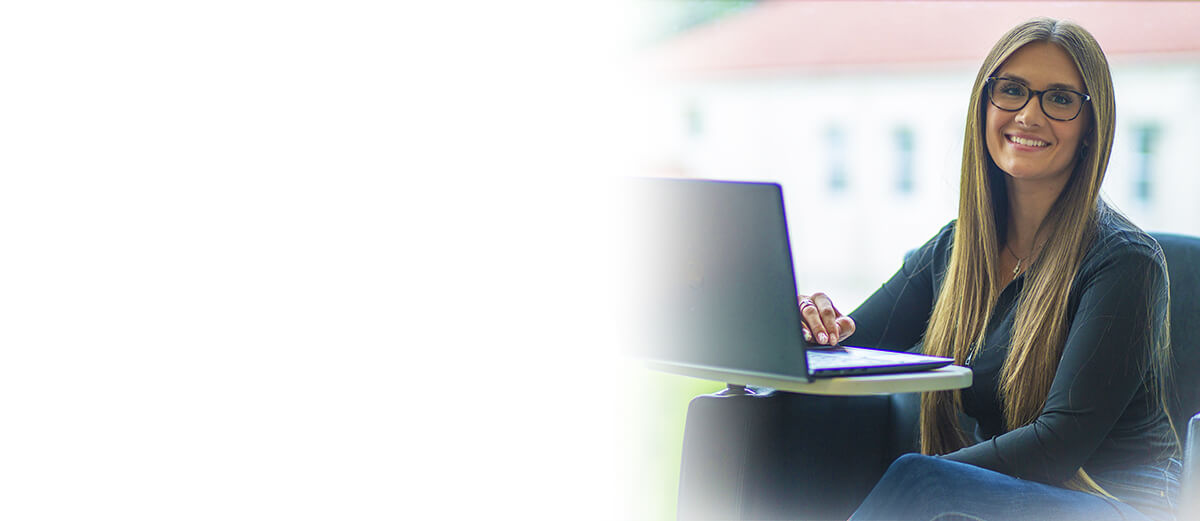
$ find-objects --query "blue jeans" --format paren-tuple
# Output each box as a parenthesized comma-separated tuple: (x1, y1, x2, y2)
(849, 454, 1181, 521)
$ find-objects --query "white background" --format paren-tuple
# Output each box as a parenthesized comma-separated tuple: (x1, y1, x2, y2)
(1, 2, 637, 519)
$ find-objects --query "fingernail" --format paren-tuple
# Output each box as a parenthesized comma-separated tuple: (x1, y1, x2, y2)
(818, 333, 828, 344)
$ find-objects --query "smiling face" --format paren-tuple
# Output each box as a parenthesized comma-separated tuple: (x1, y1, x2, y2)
(985, 42, 1091, 185)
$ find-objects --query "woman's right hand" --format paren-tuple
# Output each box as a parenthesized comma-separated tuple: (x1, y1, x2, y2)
(797, 292, 856, 346)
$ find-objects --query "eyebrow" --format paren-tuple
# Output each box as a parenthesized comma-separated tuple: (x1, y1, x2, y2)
(999, 74, 1084, 92)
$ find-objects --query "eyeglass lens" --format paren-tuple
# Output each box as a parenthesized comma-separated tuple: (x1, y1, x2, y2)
(989, 78, 1083, 121)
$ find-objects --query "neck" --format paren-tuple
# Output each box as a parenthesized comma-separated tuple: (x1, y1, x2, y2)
(1004, 175, 1069, 257)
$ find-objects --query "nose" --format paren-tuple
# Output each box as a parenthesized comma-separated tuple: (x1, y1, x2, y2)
(1014, 94, 1047, 127)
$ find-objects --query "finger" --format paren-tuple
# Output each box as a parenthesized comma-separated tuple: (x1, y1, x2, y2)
(811, 293, 841, 344)
(800, 303, 825, 342)
(802, 324, 813, 342)
(799, 301, 828, 344)
(834, 316, 856, 343)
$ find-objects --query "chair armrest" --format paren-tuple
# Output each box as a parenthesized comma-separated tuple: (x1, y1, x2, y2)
(1181, 413, 1200, 520)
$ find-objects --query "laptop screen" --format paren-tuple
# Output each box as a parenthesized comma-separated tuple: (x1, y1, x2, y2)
(628, 177, 813, 382)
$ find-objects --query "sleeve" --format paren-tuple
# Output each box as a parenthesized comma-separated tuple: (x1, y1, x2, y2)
(941, 246, 1168, 484)
(847, 223, 951, 352)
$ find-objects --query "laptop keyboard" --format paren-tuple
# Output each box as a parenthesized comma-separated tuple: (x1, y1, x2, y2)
(807, 348, 915, 367)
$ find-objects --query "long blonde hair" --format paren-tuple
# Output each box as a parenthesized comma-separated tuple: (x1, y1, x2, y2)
(918, 18, 1122, 494)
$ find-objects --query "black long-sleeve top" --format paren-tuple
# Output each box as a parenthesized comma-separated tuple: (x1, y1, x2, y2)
(848, 212, 1178, 485)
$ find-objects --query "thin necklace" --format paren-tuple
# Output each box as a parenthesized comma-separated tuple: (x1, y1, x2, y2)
(1005, 244, 1028, 280)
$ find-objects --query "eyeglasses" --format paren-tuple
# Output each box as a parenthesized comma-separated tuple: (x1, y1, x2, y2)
(985, 77, 1091, 122)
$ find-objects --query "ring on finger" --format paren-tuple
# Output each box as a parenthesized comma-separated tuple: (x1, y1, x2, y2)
(799, 297, 816, 311)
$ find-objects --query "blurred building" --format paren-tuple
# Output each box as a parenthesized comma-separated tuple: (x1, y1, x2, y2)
(641, 1, 1200, 306)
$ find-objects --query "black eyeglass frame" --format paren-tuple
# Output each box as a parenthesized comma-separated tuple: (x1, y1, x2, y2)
(985, 76, 1092, 122)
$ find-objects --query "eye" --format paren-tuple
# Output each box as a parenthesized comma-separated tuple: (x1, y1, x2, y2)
(1047, 91, 1076, 106)
(996, 80, 1027, 97)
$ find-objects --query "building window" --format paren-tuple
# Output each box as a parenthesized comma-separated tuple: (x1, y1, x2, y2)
(826, 127, 848, 192)
(1133, 124, 1160, 203)
(894, 127, 915, 194)
(685, 103, 703, 138)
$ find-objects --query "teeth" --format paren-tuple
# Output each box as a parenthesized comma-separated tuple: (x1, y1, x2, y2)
(1009, 135, 1049, 147)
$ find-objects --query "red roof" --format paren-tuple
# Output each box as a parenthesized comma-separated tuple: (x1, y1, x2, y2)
(651, 1, 1200, 76)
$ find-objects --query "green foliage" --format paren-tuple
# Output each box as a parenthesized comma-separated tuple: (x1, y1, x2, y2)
(627, 369, 725, 520)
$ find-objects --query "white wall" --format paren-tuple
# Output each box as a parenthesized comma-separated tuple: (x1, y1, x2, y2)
(1108, 58, 1200, 235)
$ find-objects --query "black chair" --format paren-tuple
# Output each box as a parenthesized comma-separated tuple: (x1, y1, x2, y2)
(677, 233, 1200, 520)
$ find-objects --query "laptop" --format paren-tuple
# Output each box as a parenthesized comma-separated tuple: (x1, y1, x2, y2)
(628, 177, 953, 383)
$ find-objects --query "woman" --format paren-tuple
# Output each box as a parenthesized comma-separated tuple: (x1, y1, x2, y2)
(798, 18, 1182, 521)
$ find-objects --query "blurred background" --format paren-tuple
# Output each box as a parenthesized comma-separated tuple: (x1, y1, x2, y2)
(627, 2, 1200, 519)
